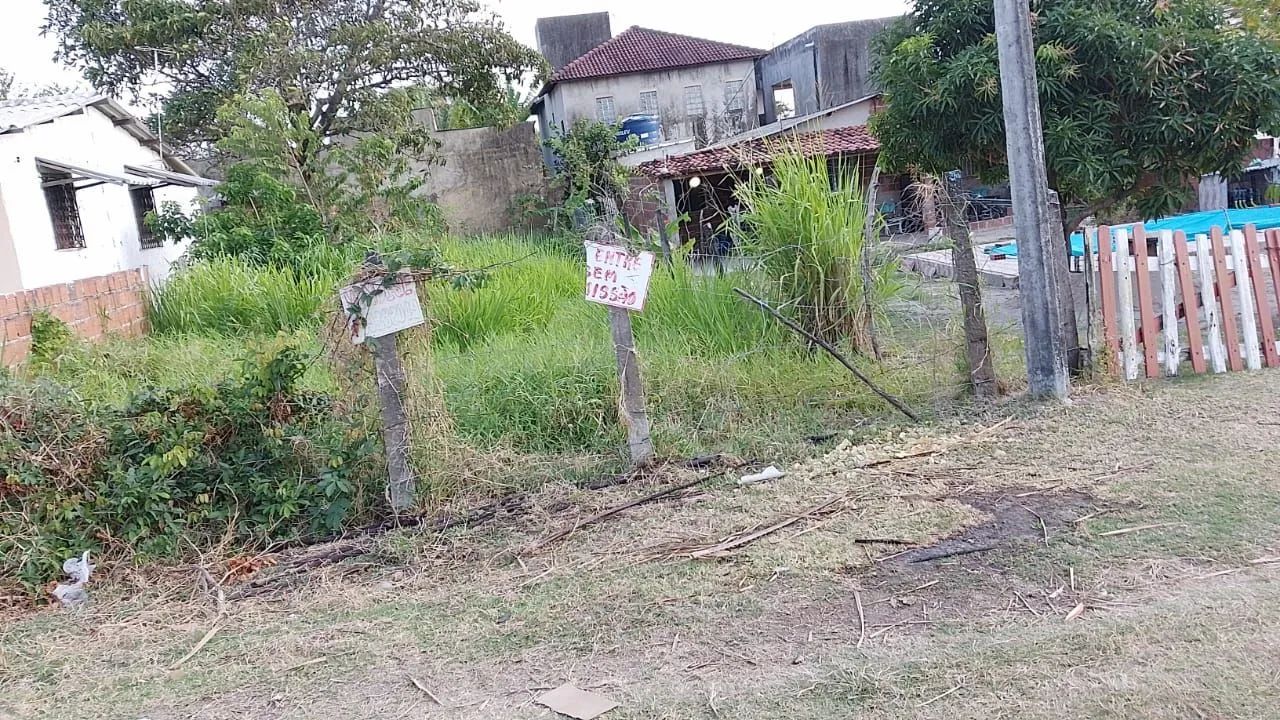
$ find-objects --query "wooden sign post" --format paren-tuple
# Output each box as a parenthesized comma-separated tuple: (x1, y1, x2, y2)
(584, 240, 656, 466)
(340, 264, 425, 512)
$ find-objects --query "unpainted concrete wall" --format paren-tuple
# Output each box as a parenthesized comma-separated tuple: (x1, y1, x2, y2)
(540, 60, 759, 148)
(758, 17, 899, 125)
(536, 13, 612, 72)
(416, 122, 549, 235)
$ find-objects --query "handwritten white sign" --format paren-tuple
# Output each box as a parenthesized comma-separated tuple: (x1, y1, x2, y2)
(340, 274, 425, 344)
(584, 241, 656, 312)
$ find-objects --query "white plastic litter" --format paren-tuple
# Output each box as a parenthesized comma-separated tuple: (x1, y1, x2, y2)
(52, 550, 94, 609)
(738, 465, 786, 486)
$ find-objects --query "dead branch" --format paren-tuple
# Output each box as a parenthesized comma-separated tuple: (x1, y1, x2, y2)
(906, 543, 999, 564)
(733, 288, 920, 423)
(687, 495, 847, 558)
(529, 471, 726, 551)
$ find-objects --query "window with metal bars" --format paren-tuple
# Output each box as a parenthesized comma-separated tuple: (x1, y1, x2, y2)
(132, 187, 161, 249)
(42, 174, 86, 250)
(639, 90, 658, 116)
(684, 85, 704, 117)
(595, 96, 616, 124)
(724, 80, 746, 112)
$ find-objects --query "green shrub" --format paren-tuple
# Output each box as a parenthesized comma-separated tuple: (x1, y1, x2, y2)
(29, 311, 74, 366)
(0, 342, 377, 593)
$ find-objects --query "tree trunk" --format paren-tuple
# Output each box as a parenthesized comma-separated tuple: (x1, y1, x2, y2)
(941, 177, 997, 398)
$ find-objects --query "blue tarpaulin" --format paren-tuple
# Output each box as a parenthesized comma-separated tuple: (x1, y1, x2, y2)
(983, 206, 1280, 258)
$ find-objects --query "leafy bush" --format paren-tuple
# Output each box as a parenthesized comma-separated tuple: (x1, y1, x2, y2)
(29, 312, 74, 366)
(0, 343, 377, 592)
(186, 164, 331, 266)
(734, 152, 904, 351)
(545, 119, 638, 209)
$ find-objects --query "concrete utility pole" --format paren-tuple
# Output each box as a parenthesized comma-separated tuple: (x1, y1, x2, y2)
(994, 0, 1070, 399)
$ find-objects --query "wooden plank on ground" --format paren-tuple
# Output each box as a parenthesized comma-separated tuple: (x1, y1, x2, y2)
(1243, 225, 1279, 368)
(1174, 231, 1206, 374)
(1211, 226, 1244, 372)
(1158, 230, 1181, 376)
(1096, 225, 1120, 372)
(1197, 233, 1228, 374)
(1230, 229, 1262, 370)
(1115, 227, 1140, 381)
(1132, 224, 1160, 378)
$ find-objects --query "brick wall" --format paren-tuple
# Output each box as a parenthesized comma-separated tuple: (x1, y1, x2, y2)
(0, 269, 149, 366)
(622, 175, 665, 236)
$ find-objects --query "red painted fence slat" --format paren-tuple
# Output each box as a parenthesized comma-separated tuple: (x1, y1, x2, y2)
(1173, 231, 1206, 374)
(1269, 230, 1280, 337)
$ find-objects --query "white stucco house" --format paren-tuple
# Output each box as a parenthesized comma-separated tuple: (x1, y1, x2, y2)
(531, 26, 766, 160)
(0, 94, 215, 294)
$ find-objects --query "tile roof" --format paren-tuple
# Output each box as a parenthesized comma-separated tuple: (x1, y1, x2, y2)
(0, 93, 203, 176)
(637, 125, 881, 180)
(0, 94, 104, 134)
(550, 26, 765, 84)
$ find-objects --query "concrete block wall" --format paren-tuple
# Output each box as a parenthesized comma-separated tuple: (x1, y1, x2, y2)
(0, 269, 149, 366)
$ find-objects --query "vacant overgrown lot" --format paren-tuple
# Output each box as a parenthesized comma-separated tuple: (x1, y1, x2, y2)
(4, 231, 1030, 595)
(4, 369, 1279, 719)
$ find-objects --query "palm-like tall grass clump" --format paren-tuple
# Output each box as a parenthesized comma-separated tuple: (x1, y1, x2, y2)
(734, 151, 901, 352)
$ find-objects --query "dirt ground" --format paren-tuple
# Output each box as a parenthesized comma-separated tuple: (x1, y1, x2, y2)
(5, 370, 1280, 719)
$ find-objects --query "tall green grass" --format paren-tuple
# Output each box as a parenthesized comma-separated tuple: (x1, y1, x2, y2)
(149, 256, 343, 335)
(130, 231, 985, 466)
(734, 152, 904, 350)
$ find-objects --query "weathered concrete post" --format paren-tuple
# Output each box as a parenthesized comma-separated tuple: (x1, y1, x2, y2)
(994, 0, 1070, 399)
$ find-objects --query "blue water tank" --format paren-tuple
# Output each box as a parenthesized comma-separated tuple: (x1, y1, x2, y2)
(617, 115, 662, 146)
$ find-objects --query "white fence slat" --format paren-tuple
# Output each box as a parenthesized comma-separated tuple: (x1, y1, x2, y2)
(1230, 229, 1262, 370)
(1115, 228, 1140, 380)
(1196, 233, 1228, 373)
(1158, 230, 1180, 376)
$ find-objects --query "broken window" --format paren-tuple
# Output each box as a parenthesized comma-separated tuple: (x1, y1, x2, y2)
(132, 187, 161, 249)
(772, 81, 796, 119)
(41, 172, 86, 250)
(724, 80, 746, 112)
(684, 85, 704, 118)
(596, 96, 616, 124)
(639, 90, 658, 116)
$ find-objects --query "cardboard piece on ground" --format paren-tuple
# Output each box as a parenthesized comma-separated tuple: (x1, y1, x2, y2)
(535, 683, 619, 720)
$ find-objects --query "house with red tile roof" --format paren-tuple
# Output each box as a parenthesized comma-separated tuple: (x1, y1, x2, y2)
(531, 24, 766, 154)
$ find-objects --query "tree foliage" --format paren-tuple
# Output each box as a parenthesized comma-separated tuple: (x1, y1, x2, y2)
(435, 83, 535, 130)
(871, 0, 1280, 221)
(42, 0, 547, 148)
(159, 89, 443, 265)
(545, 119, 637, 208)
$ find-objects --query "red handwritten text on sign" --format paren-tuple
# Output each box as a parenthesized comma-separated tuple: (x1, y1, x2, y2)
(584, 241, 656, 311)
